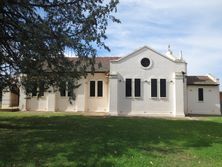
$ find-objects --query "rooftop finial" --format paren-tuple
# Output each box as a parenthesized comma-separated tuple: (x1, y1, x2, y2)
(168, 44, 171, 51)
(180, 50, 183, 60)
(167, 44, 173, 54)
(165, 44, 176, 60)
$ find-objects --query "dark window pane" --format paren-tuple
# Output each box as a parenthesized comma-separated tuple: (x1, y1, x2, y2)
(60, 82, 66, 96)
(151, 79, 157, 97)
(39, 81, 44, 96)
(32, 83, 37, 96)
(97, 81, 103, 97)
(160, 79, 166, 97)
(126, 79, 132, 97)
(141, 58, 150, 67)
(68, 82, 73, 97)
(90, 81, 95, 97)
(135, 79, 141, 97)
(60, 89, 66, 97)
(198, 88, 204, 101)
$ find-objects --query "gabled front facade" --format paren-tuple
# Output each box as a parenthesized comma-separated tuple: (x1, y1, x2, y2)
(2, 46, 221, 116)
(109, 46, 187, 117)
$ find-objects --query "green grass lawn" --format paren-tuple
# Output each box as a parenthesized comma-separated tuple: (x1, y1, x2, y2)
(0, 112, 222, 167)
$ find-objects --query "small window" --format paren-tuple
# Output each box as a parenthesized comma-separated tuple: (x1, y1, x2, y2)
(32, 83, 37, 96)
(126, 79, 132, 97)
(68, 82, 73, 97)
(60, 82, 66, 97)
(198, 88, 204, 101)
(160, 79, 166, 97)
(141, 58, 150, 67)
(60, 89, 66, 97)
(151, 79, 157, 97)
(135, 79, 141, 97)
(90, 81, 95, 97)
(39, 81, 44, 97)
(97, 81, 103, 97)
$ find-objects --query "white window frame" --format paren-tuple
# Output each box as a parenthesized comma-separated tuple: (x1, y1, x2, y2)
(89, 80, 104, 98)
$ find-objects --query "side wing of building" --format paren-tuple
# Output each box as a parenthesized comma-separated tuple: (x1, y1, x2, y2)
(187, 75, 221, 115)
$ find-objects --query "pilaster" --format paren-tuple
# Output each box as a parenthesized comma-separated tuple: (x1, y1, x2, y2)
(173, 72, 185, 117)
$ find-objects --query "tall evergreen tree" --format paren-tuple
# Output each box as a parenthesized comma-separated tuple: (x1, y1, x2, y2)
(0, 0, 119, 98)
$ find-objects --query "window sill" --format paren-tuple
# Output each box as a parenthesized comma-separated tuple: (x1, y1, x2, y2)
(160, 97, 167, 100)
(134, 96, 142, 99)
(150, 97, 158, 100)
(125, 96, 142, 99)
(125, 96, 133, 98)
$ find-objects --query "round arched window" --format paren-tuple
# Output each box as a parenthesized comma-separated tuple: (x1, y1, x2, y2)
(141, 58, 150, 68)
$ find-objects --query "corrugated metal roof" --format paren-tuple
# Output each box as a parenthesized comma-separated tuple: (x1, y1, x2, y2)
(67, 57, 120, 72)
(92, 57, 120, 72)
(187, 76, 218, 86)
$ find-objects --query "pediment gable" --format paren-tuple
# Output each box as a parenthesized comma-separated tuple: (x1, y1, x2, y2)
(111, 45, 186, 64)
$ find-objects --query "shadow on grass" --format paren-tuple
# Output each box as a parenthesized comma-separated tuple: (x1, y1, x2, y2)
(0, 115, 222, 166)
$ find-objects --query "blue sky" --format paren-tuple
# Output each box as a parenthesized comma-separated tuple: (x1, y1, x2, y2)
(96, 0, 222, 89)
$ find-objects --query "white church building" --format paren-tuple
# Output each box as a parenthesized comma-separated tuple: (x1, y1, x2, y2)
(1, 46, 221, 117)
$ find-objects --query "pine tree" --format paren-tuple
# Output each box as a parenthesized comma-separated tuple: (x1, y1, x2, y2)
(0, 0, 120, 98)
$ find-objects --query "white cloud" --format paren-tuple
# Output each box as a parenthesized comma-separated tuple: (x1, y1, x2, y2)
(120, 0, 222, 10)
(99, 0, 222, 89)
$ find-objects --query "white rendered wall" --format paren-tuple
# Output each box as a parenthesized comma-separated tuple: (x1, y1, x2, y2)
(1, 91, 11, 108)
(108, 73, 119, 115)
(109, 47, 186, 116)
(47, 92, 56, 111)
(1, 91, 19, 108)
(26, 86, 80, 112)
(19, 86, 27, 111)
(85, 73, 109, 112)
(22, 73, 108, 112)
(173, 72, 185, 117)
(55, 73, 108, 112)
(56, 88, 78, 112)
(27, 94, 48, 111)
(55, 79, 85, 112)
(187, 85, 221, 115)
